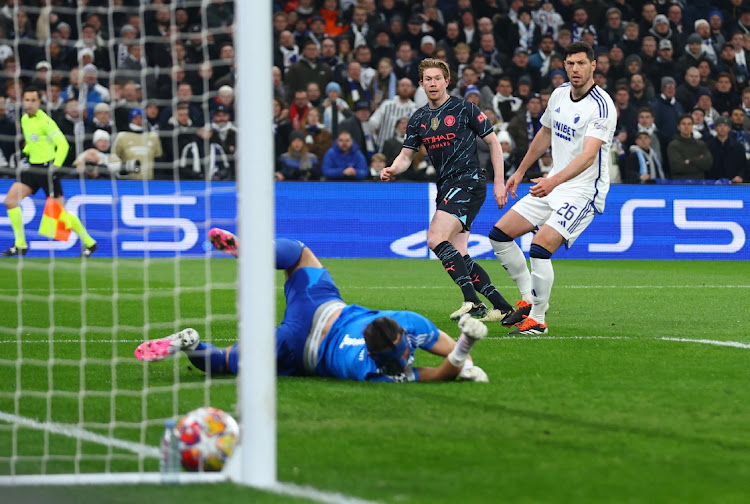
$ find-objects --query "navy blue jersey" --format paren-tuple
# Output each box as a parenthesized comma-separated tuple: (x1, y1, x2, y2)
(404, 96, 493, 188)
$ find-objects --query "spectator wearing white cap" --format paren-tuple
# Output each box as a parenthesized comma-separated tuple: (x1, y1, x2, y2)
(648, 39, 678, 89)
(117, 42, 155, 96)
(73, 23, 109, 71)
(86, 102, 114, 138)
(694, 19, 718, 65)
(73, 129, 122, 180)
(419, 35, 436, 59)
(650, 76, 685, 170)
(116, 24, 138, 67)
(30, 61, 52, 90)
(211, 85, 235, 120)
(80, 63, 110, 119)
(648, 14, 683, 58)
(118, 40, 146, 76)
(76, 47, 94, 68)
(54, 21, 71, 40)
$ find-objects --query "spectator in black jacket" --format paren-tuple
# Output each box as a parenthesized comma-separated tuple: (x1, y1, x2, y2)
(707, 116, 746, 182)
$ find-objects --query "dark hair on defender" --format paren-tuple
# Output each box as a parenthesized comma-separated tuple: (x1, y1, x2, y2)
(564, 41, 595, 63)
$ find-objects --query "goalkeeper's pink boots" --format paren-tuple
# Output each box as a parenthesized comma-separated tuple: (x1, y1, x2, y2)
(135, 328, 200, 362)
(209, 228, 239, 257)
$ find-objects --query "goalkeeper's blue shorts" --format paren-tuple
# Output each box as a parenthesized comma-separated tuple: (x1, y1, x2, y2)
(275, 266, 343, 376)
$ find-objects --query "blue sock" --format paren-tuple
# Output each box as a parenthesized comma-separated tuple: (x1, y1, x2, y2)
(489, 226, 513, 242)
(186, 342, 230, 376)
(529, 243, 553, 259)
(276, 238, 305, 269)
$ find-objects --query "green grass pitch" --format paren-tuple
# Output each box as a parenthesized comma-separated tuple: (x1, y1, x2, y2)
(1, 257, 750, 504)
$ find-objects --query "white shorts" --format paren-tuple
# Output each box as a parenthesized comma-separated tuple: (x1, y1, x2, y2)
(511, 190, 596, 248)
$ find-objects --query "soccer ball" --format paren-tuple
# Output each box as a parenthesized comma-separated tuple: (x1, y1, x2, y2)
(171, 407, 239, 471)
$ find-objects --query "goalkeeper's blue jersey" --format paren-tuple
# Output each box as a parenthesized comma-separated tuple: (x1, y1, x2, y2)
(315, 304, 440, 382)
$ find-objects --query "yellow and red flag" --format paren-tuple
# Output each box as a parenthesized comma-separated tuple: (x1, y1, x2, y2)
(38, 197, 71, 241)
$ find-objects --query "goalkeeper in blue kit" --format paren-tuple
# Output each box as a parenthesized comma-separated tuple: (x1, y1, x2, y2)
(135, 230, 489, 383)
(2, 87, 97, 257)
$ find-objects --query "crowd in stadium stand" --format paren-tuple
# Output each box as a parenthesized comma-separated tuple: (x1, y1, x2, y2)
(273, 0, 750, 184)
(0, 0, 747, 183)
(0, 0, 237, 181)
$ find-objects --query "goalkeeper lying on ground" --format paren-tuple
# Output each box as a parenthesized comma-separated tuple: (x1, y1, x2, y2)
(135, 229, 489, 382)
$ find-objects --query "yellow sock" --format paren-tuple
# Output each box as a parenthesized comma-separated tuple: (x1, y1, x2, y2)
(64, 212, 96, 248)
(7, 206, 27, 248)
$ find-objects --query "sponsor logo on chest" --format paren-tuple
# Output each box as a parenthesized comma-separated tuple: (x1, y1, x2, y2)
(423, 112, 457, 149)
(553, 108, 580, 141)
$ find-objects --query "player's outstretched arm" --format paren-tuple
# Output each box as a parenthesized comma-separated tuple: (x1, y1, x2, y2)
(505, 126, 552, 199)
(380, 147, 416, 181)
(425, 330, 456, 357)
(415, 315, 488, 382)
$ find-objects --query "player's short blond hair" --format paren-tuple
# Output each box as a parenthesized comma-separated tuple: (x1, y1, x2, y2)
(418, 58, 450, 81)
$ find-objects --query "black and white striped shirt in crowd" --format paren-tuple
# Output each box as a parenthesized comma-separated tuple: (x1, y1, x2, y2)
(369, 98, 418, 153)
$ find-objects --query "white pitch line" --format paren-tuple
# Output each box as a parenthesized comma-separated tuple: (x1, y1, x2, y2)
(0, 411, 160, 458)
(661, 337, 750, 350)
(486, 335, 637, 341)
(484, 335, 750, 349)
(268, 482, 382, 504)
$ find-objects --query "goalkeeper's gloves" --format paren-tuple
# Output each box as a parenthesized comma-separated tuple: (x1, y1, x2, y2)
(457, 313, 488, 341)
(458, 365, 489, 383)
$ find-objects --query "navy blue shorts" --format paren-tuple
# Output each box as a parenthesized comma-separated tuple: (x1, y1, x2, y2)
(435, 179, 486, 231)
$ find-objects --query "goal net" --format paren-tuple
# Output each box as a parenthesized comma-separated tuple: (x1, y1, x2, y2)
(0, 0, 274, 486)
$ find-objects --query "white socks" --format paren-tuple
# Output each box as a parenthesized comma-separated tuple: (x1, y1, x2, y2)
(529, 258, 554, 324)
(490, 239, 532, 302)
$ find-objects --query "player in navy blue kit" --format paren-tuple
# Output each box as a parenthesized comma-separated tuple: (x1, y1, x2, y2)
(381, 58, 513, 323)
(135, 234, 489, 383)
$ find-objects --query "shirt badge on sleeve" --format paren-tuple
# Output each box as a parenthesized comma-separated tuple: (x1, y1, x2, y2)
(31, 133, 38, 142)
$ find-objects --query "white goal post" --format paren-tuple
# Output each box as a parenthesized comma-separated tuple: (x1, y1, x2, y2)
(0, 0, 275, 488)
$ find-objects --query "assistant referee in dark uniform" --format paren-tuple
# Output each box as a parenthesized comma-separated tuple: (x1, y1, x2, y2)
(2, 86, 97, 256)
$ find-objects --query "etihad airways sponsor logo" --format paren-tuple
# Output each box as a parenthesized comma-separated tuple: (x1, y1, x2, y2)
(422, 132, 456, 149)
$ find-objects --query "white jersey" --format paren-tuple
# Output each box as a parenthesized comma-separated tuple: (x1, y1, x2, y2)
(368, 97, 418, 152)
(540, 82, 616, 212)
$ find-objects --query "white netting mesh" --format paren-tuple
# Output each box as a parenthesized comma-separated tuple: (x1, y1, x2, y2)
(0, 0, 239, 478)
